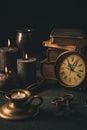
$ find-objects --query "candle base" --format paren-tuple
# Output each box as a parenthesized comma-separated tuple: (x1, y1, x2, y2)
(0, 102, 39, 120)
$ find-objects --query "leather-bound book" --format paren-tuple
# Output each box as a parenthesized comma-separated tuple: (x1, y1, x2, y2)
(45, 28, 87, 48)
(40, 58, 57, 80)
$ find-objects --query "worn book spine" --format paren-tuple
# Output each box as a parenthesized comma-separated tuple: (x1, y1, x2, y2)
(47, 48, 65, 62)
(50, 37, 86, 48)
(40, 59, 57, 80)
(42, 40, 76, 51)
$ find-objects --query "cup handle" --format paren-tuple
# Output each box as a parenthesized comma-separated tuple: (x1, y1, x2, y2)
(29, 95, 43, 107)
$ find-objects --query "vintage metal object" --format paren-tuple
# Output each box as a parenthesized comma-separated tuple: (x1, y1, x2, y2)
(62, 94, 76, 115)
(16, 29, 34, 58)
(51, 94, 75, 116)
(51, 97, 64, 116)
(41, 28, 87, 87)
(40, 50, 87, 87)
(55, 51, 87, 88)
(0, 89, 43, 120)
(62, 94, 74, 112)
(0, 101, 39, 120)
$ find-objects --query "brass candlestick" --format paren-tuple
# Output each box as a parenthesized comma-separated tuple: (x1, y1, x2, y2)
(0, 89, 43, 120)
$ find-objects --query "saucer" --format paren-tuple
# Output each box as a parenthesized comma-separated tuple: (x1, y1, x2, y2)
(0, 102, 39, 120)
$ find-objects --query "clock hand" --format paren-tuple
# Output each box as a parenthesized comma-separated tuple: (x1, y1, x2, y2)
(71, 61, 76, 69)
(65, 67, 70, 70)
(66, 58, 78, 71)
(65, 66, 82, 78)
(66, 58, 76, 71)
(67, 59, 72, 69)
(64, 67, 72, 75)
(71, 59, 79, 70)
(72, 70, 80, 73)
(65, 66, 82, 75)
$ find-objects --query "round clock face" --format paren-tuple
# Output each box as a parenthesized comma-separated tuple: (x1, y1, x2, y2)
(55, 51, 87, 88)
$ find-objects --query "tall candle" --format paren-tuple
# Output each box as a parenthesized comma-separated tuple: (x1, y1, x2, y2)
(17, 54, 36, 87)
(0, 39, 18, 72)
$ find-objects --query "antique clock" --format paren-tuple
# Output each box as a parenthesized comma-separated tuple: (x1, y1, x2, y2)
(55, 51, 87, 88)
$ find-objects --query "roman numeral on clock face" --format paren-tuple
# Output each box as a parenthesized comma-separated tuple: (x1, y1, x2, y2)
(60, 71, 65, 75)
(71, 56, 74, 62)
(79, 70, 83, 72)
(77, 74, 81, 78)
(78, 64, 82, 67)
(63, 75, 67, 79)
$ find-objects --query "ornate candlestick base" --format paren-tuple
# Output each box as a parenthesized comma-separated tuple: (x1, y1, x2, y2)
(0, 102, 39, 120)
(0, 89, 43, 120)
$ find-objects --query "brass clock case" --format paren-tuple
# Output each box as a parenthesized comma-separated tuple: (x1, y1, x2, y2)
(55, 51, 87, 88)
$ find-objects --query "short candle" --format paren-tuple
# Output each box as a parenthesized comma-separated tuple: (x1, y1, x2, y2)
(0, 66, 18, 91)
(11, 91, 26, 99)
(17, 54, 36, 87)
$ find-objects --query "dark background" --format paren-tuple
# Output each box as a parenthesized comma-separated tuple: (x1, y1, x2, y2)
(1, 2, 87, 130)
(0, 1, 87, 54)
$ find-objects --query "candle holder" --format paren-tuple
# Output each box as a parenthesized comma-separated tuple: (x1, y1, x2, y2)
(0, 89, 43, 120)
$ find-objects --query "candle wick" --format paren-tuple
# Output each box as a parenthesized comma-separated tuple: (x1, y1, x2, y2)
(5, 71, 8, 75)
(5, 67, 9, 75)
(24, 53, 29, 60)
(8, 46, 10, 49)
(8, 39, 10, 49)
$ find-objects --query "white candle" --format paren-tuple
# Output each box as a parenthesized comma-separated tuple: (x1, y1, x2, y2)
(11, 92, 26, 99)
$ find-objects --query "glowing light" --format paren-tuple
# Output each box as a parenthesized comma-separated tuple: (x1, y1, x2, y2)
(25, 53, 29, 60)
(11, 91, 26, 99)
(27, 29, 31, 32)
(5, 66, 8, 74)
(18, 91, 21, 96)
(8, 39, 10, 48)
(18, 33, 22, 42)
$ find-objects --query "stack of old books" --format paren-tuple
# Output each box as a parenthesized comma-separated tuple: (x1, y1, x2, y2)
(40, 28, 87, 80)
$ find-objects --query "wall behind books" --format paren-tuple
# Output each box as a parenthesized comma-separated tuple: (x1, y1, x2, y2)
(0, 1, 87, 56)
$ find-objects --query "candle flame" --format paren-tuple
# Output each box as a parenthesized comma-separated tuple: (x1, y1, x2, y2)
(8, 39, 10, 48)
(18, 33, 22, 42)
(18, 91, 21, 96)
(25, 53, 29, 60)
(5, 66, 8, 73)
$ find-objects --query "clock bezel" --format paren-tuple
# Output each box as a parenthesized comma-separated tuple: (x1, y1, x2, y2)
(55, 51, 87, 88)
